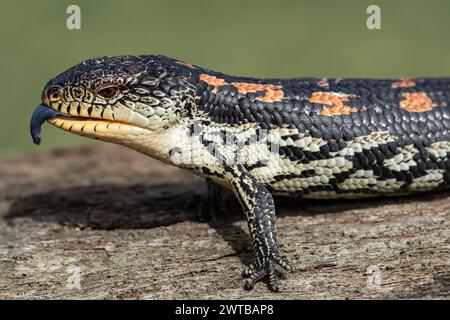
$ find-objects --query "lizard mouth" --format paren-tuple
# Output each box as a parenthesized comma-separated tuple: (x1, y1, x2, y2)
(30, 104, 149, 145)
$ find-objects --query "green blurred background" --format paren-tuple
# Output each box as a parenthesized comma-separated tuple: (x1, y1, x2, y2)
(2, 0, 450, 154)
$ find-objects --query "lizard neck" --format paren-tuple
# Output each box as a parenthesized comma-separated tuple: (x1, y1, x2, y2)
(119, 123, 187, 165)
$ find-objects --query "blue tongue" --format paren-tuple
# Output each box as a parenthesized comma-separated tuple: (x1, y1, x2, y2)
(30, 104, 63, 145)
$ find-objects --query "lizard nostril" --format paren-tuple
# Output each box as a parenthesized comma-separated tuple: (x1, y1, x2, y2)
(44, 86, 62, 103)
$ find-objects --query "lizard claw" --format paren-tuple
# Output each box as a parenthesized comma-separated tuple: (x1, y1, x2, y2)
(242, 254, 292, 292)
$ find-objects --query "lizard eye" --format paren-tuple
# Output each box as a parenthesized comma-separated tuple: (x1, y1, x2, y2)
(96, 86, 119, 99)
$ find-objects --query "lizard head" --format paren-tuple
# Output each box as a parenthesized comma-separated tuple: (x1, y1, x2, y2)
(31, 55, 196, 149)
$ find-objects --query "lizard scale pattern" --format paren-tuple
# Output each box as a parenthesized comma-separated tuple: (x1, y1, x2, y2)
(30, 55, 450, 291)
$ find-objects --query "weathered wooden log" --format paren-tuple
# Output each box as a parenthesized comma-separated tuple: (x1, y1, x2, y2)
(0, 144, 448, 299)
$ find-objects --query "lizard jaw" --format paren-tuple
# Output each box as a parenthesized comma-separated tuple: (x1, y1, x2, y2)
(47, 116, 150, 142)
(30, 104, 151, 145)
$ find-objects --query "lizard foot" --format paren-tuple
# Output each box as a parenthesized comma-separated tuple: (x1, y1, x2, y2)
(242, 255, 292, 292)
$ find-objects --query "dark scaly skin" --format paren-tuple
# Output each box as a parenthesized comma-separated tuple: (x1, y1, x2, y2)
(189, 60, 450, 198)
(31, 55, 450, 291)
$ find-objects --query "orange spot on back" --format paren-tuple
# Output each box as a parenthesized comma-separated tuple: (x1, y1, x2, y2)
(308, 92, 358, 116)
(317, 78, 329, 88)
(199, 74, 227, 89)
(176, 61, 198, 69)
(231, 82, 284, 102)
(400, 92, 433, 112)
(199, 74, 284, 102)
(391, 78, 416, 88)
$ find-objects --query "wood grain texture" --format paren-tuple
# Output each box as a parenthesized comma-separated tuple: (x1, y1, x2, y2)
(0, 144, 449, 299)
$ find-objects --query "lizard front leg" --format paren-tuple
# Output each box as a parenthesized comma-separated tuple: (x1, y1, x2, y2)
(225, 164, 292, 292)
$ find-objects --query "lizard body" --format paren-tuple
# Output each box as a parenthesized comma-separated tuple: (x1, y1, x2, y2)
(30, 55, 450, 291)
